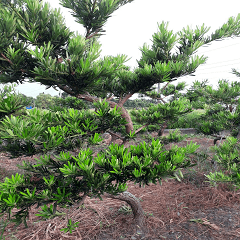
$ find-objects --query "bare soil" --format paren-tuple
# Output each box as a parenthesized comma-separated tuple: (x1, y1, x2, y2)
(1, 133, 240, 240)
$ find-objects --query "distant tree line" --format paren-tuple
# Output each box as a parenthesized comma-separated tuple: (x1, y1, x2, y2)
(21, 92, 156, 110)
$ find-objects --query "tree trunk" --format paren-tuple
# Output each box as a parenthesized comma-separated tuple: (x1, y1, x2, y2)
(158, 121, 168, 136)
(56, 86, 134, 134)
(105, 191, 146, 236)
(117, 104, 134, 134)
(74, 93, 134, 134)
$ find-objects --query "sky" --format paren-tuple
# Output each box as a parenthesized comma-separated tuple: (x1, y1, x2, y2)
(13, 0, 240, 98)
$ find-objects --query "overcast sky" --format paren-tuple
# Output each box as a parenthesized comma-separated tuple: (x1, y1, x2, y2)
(14, 0, 240, 98)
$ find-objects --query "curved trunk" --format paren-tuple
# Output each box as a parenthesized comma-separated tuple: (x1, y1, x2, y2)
(74, 93, 134, 134)
(105, 191, 146, 236)
(56, 86, 134, 135)
(158, 120, 168, 136)
(117, 105, 134, 134)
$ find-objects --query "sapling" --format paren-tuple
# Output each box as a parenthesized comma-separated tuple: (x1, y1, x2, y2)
(206, 136, 240, 189)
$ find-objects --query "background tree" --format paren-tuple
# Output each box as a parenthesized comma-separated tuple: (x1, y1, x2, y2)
(0, 0, 240, 136)
(50, 95, 89, 111)
(180, 79, 209, 109)
(0, 84, 26, 120)
(18, 93, 34, 107)
(35, 93, 53, 109)
(178, 79, 240, 136)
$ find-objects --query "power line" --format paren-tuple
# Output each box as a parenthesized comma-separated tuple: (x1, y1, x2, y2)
(192, 70, 237, 76)
(198, 40, 240, 54)
(197, 62, 240, 72)
(202, 58, 240, 66)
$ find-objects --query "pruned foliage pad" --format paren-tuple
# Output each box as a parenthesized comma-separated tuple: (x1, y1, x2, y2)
(0, 139, 199, 230)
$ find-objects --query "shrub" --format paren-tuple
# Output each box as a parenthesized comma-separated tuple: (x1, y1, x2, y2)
(0, 139, 199, 232)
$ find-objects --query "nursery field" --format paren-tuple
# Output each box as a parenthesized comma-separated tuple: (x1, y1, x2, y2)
(1, 132, 240, 240)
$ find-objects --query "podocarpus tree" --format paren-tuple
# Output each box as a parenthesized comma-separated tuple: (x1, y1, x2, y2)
(188, 79, 240, 112)
(181, 79, 240, 136)
(131, 97, 193, 136)
(1, 0, 240, 135)
(0, 0, 240, 235)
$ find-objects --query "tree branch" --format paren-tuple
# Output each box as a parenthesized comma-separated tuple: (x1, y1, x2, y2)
(86, 29, 101, 40)
(56, 84, 76, 96)
(161, 81, 170, 92)
(135, 124, 148, 134)
(106, 130, 125, 141)
(156, 97, 166, 104)
(1, 53, 14, 65)
(118, 93, 133, 107)
(106, 94, 114, 101)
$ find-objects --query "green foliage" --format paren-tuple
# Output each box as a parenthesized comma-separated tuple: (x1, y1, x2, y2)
(0, 0, 240, 136)
(35, 204, 65, 220)
(61, 218, 79, 234)
(182, 80, 240, 135)
(88, 133, 103, 145)
(206, 137, 240, 189)
(123, 98, 155, 109)
(0, 94, 24, 119)
(59, 0, 134, 38)
(168, 110, 205, 129)
(0, 84, 25, 120)
(93, 99, 127, 133)
(0, 100, 128, 155)
(0, 139, 199, 227)
(195, 103, 240, 135)
(204, 80, 240, 110)
(34, 93, 53, 109)
(144, 82, 187, 103)
(206, 13, 240, 42)
(50, 96, 88, 111)
(131, 97, 192, 127)
(181, 79, 209, 109)
(138, 22, 208, 71)
(146, 124, 161, 132)
(159, 129, 186, 144)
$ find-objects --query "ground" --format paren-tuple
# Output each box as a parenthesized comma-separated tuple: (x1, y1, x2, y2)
(1, 133, 240, 240)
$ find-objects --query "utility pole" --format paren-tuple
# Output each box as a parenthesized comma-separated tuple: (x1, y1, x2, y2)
(157, 83, 160, 93)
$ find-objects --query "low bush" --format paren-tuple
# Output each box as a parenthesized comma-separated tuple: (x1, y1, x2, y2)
(168, 109, 205, 129)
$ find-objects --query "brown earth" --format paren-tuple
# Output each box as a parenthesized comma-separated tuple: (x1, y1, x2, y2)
(1, 134, 240, 240)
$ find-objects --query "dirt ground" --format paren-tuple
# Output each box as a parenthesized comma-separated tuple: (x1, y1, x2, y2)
(1, 133, 240, 240)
